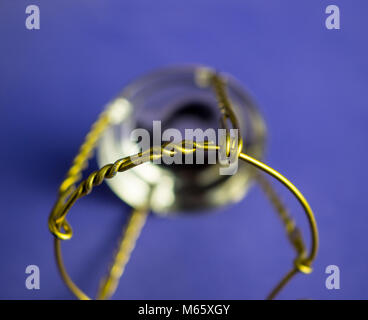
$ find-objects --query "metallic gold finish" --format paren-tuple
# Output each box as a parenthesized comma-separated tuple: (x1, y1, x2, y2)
(48, 69, 318, 300)
(210, 73, 243, 157)
(97, 207, 148, 300)
(97, 66, 266, 213)
(54, 207, 148, 301)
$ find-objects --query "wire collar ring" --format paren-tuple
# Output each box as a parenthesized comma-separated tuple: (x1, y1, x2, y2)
(48, 71, 318, 300)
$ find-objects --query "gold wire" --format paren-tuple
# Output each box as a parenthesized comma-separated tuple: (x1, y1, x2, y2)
(48, 71, 318, 300)
(51, 146, 318, 300)
(54, 207, 148, 300)
(238, 154, 318, 299)
(239, 153, 318, 270)
(59, 111, 110, 195)
(256, 173, 306, 299)
(266, 267, 299, 300)
(97, 207, 148, 300)
(54, 237, 91, 300)
(210, 74, 243, 156)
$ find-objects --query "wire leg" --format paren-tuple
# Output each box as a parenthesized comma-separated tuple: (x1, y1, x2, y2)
(266, 267, 299, 300)
(54, 207, 148, 300)
(97, 207, 149, 300)
(54, 237, 91, 300)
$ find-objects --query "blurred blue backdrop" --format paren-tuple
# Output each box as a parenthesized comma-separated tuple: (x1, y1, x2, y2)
(0, 0, 367, 299)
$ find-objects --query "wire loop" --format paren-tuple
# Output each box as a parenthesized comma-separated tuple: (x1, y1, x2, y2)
(48, 71, 318, 300)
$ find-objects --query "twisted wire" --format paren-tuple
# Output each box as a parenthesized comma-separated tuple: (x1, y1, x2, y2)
(255, 172, 309, 299)
(256, 173, 308, 259)
(238, 153, 318, 299)
(59, 111, 110, 195)
(49, 141, 218, 240)
(210, 73, 243, 157)
(48, 71, 318, 300)
(54, 208, 148, 301)
(97, 207, 148, 300)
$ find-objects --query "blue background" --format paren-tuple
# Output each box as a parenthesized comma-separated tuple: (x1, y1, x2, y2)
(0, 0, 367, 299)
